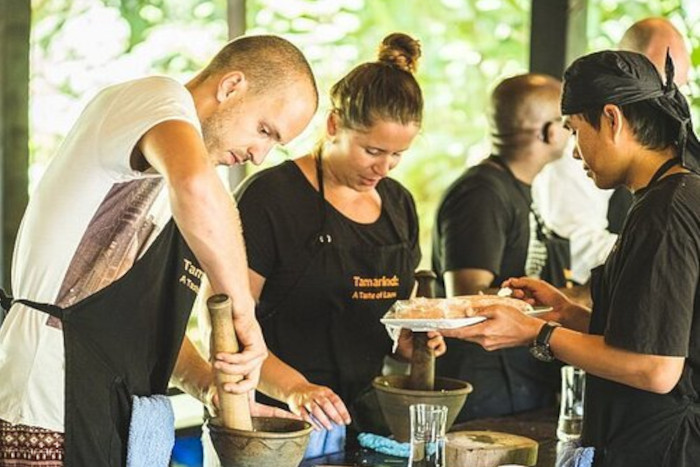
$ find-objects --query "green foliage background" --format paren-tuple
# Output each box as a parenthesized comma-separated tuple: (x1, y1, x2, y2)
(30, 0, 700, 266)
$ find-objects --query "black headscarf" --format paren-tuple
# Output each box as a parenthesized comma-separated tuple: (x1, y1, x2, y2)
(561, 50, 700, 173)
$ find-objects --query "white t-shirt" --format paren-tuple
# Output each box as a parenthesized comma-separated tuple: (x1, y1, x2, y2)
(533, 154, 617, 284)
(0, 76, 201, 432)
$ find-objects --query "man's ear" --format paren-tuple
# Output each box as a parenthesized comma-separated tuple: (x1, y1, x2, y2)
(216, 71, 246, 103)
(602, 104, 624, 142)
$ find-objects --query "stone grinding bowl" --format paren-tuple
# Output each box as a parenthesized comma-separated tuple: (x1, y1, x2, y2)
(373, 374, 473, 442)
(208, 416, 313, 467)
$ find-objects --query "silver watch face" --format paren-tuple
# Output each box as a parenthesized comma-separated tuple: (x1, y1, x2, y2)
(529, 344, 555, 362)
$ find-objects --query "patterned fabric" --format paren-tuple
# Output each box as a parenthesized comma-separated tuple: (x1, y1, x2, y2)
(0, 420, 63, 466)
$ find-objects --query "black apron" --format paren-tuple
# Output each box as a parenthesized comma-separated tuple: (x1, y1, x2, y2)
(584, 159, 700, 467)
(2, 220, 200, 466)
(256, 157, 415, 429)
(436, 156, 561, 422)
(490, 155, 571, 287)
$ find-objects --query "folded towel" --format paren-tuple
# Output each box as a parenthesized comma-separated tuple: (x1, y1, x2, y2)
(358, 432, 410, 458)
(556, 440, 595, 467)
(126, 394, 175, 467)
(304, 422, 346, 458)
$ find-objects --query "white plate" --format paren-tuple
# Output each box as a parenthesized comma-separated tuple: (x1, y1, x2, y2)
(380, 315, 486, 331)
(380, 305, 553, 331)
(525, 305, 553, 317)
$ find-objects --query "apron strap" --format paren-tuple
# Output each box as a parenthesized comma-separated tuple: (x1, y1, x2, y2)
(0, 288, 64, 319)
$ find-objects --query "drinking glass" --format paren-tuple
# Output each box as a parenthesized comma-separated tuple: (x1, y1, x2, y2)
(409, 403, 447, 467)
(557, 365, 585, 441)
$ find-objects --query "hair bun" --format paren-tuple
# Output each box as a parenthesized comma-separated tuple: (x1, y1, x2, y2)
(377, 33, 421, 73)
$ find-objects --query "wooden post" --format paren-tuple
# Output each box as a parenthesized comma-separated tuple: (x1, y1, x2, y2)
(0, 0, 30, 295)
(226, 0, 247, 191)
(408, 270, 438, 391)
(529, 0, 588, 79)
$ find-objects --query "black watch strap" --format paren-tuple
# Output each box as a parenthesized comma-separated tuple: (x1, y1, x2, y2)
(536, 321, 561, 346)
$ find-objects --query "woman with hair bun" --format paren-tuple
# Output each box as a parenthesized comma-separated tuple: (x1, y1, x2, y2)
(199, 33, 445, 461)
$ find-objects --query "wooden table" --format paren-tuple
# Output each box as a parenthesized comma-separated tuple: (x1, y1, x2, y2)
(301, 407, 561, 466)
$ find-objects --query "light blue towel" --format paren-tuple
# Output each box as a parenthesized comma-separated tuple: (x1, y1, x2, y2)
(126, 394, 175, 467)
(357, 432, 410, 458)
(303, 422, 346, 458)
(556, 440, 595, 467)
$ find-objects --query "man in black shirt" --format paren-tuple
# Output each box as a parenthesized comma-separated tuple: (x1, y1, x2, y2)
(443, 50, 700, 467)
(431, 74, 572, 420)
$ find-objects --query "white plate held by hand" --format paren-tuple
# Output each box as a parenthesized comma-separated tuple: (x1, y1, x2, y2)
(379, 315, 486, 332)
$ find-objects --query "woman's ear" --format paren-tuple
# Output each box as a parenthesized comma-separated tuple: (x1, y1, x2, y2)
(216, 71, 246, 103)
(326, 110, 340, 136)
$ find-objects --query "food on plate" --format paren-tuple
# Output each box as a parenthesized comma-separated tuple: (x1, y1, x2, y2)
(391, 295, 532, 320)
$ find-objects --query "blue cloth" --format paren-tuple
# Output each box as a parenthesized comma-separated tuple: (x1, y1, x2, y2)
(556, 440, 595, 467)
(357, 432, 410, 458)
(304, 423, 346, 458)
(126, 394, 175, 467)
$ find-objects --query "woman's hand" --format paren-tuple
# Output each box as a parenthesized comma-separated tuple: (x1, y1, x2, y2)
(285, 382, 352, 431)
(396, 329, 447, 360)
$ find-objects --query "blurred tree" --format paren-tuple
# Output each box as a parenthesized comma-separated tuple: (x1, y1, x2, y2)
(29, 0, 700, 267)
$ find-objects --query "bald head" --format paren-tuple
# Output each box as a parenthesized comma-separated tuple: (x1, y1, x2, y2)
(196, 34, 318, 104)
(619, 17, 690, 86)
(490, 73, 562, 142)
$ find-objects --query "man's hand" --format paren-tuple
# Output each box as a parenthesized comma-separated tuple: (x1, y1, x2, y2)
(440, 304, 543, 351)
(250, 398, 301, 420)
(395, 330, 447, 361)
(502, 277, 571, 318)
(205, 386, 301, 421)
(285, 382, 351, 431)
(212, 316, 267, 393)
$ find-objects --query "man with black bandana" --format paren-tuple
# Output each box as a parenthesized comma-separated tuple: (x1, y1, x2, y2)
(441, 50, 700, 466)
(533, 17, 691, 285)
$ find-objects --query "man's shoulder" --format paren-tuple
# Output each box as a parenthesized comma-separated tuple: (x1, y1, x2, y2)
(90, 76, 189, 111)
(103, 76, 185, 95)
(441, 163, 511, 205)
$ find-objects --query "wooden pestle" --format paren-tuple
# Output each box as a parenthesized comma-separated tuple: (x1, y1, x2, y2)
(407, 270, 438, 391)
(207, 294, 253, 431)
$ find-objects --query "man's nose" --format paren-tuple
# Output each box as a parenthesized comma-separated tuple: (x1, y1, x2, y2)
(572, 144, 582, 160)
(249, 140, 276, 166)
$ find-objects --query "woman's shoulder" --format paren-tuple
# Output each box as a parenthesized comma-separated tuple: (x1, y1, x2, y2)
(235, 160, 306, 203)
(378, 177, 414, 202)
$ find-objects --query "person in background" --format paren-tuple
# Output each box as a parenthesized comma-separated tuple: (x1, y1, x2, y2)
(176, 33, 445, 465)
(0, 34, 317, 465)
(533, 16, 691, 285)
(431, 74, 572, 421)
(444, 49, 700, 467)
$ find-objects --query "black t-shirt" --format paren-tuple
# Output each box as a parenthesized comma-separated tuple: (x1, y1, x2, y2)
(235, 161, 420, 401)
(236, 160, 420, 299)
(431, 156, 559, 421)
(585, 172, 700, 467)
(432, 157, 533, 296)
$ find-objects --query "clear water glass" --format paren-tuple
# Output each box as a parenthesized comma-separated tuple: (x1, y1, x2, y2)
(409, 403, 447, 467)
(557, 365, 585, 441)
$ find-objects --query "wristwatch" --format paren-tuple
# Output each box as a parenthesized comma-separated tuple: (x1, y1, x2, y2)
(529, 321, 561, 362)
